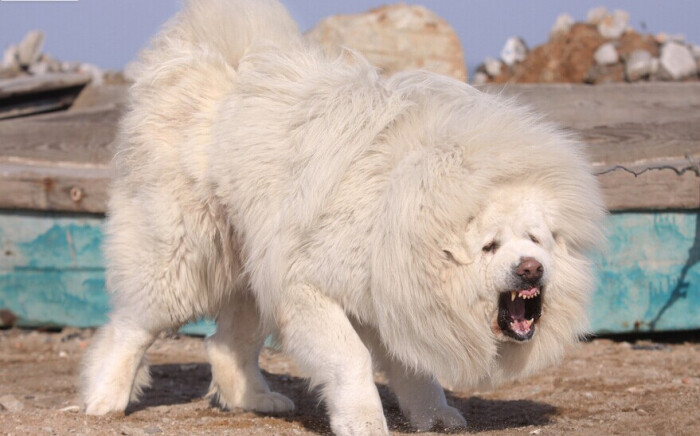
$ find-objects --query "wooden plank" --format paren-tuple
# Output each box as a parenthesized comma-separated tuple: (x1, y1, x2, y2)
(0, 104, 119, 165)
(1, 210, 697, 333)
(482, 83, 700, 130)
(0, 160, 111, 213)
(0, 73, 91, 99)
(597, 167, 700, 211)
(0, 73, 92, 119)
(0, 83, 698, 212)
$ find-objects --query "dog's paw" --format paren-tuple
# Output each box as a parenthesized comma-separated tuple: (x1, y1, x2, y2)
(330, 407, 388, 436)
(242, 392, 295, 413)
(84, 393, 129, 416)
(410, 405, 467, 432)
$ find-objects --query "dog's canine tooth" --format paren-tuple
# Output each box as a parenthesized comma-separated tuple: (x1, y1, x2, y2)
(511, 291, 517, 301)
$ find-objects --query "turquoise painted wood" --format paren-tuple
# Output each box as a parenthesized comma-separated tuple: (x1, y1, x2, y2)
(0, 211, 214, 335)
(0, 210, 698, 334)
(591, 212, 699, 333)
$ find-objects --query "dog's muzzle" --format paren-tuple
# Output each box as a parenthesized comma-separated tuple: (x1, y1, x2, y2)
(496, 257, 544, 341)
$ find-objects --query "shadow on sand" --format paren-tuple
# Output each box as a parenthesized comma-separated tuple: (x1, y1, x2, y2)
(127, 362, 557, 434)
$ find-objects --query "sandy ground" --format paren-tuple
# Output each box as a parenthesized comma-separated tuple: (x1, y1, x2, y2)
(0, 328, 698, 436)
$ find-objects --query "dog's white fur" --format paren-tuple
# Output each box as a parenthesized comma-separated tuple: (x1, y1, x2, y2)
(82, 1, 605, 434)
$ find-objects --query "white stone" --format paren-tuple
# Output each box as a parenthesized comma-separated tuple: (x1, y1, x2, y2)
(625, 50, 652, 81)
(597, 10, 629, 39)
(61, 60, 81, 73)
(28, 62, 50, 75)
(16, 30, 44, 67)
(594, 43, 618, 65)
(472, 71, 489, 86)
(78, 63, 104, 85)
(659, 42, 697, 80)
(306, 4, 467, 81)
(550, 13, 574, 39)
(690, 43, 700, 59)
(586, 7, 608, 25)
(500, 36, 528, 66)
(2, 44, 18, 68)
(656, 33, 685, 45)
(650, 57, 660, 76)
(484, 57, 503, 77)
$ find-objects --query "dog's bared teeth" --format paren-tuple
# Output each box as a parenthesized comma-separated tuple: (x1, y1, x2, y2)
(511, 291, 517, 301)
(525, 318, 534, 327)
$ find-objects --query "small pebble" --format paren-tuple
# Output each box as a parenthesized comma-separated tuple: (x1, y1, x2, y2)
(0, 395, 24, 412)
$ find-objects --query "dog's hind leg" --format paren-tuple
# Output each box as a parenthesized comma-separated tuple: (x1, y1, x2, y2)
(82, 313, 157, 415)
(206, 292, 294, 413)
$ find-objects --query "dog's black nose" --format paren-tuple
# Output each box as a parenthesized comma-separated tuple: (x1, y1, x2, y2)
(516, 258, 543, 283)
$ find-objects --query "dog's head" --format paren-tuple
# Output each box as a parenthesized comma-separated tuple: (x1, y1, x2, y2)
(463, 185, 554, 343)
(371, 72, 605, 389)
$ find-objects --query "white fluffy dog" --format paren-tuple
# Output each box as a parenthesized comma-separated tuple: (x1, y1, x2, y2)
(82, 0, 605, 434)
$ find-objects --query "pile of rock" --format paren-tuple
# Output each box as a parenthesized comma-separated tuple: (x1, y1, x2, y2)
(474, 7, 699, 85)
(1, 30, 125, 85)
(306, 4, 467, 82)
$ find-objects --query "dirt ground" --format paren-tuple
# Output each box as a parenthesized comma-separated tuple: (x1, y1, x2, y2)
(0, 328, 698, 436)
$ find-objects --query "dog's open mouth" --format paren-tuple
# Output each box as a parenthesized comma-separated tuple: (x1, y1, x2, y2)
(497, 287, 543, 341)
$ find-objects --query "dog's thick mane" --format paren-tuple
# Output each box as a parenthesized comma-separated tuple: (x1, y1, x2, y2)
(371, 72, 605, 386)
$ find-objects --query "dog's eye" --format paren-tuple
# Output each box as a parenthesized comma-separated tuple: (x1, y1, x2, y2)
(482, 241, 498, 253)
(529, 233, 540, 244)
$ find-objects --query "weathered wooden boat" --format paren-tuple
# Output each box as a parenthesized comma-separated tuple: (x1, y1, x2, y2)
(0, 82, 698, 335)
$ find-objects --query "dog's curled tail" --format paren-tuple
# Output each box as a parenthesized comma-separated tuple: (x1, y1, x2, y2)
(128, 0, 300, 80)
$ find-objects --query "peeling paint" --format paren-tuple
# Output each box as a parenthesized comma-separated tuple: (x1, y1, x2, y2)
(0, 210, 698, 335)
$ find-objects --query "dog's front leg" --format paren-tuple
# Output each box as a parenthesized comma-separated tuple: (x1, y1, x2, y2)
(276, 284, 387, 436)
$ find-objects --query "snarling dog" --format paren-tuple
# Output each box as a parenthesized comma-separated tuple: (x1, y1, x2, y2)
(82, 1, 605, 434)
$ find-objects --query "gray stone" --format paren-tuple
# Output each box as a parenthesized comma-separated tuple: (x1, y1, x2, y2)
(597, 10, 629, 39)
(586, 7, 608, 25)
(483, 57, 503, 77)
(594, 43, 619, 65)
(659, 42, 697, 80)
(16, 30, 44, 67)
(550, 13, 574, 39)
(500, 36, 528, 66)
(625, 49, 653, 81)
(0, 395, 24, 412)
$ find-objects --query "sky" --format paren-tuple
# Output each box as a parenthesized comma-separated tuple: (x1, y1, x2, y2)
(1, 0, 699, 76)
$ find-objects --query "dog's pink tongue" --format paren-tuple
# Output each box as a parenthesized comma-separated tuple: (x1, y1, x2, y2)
(510, 319, 532, 335)
(518, 287, 539, 297)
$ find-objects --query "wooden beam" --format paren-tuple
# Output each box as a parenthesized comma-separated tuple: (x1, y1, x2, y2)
(0, 73, 91, 99)
(0, 73, 92, 119)
(0, 160, 110, 214)
(0, 83, 698, 212)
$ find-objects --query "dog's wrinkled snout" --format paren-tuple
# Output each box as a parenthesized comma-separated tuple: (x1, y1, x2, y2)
(516, 257, 543, 284)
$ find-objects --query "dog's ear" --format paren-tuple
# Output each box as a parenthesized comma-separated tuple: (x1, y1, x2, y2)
(443, 246, 471, 265)
(443, 218, 473, 265)
(553, 232, 568, 254)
